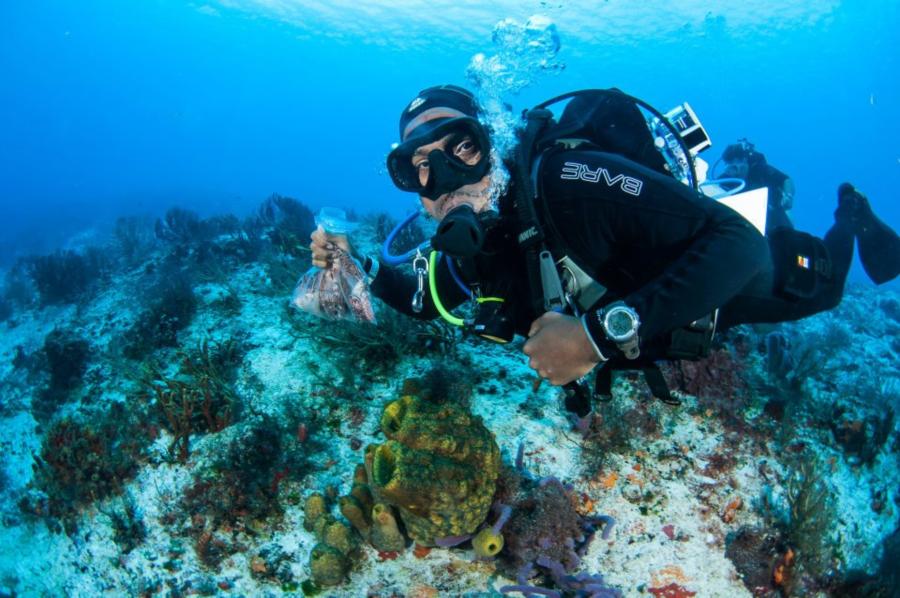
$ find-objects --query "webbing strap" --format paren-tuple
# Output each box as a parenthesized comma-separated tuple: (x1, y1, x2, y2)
(587, 363, 681, 407)
(512, 108, 554, 315)
(643, 365, 681, 405)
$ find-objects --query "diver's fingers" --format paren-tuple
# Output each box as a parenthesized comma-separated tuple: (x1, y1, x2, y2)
(309, 241, 333, 264)
(327, 233, 351, 253)
(528, 311, 564, 337)
(310, 228, 331, 252)
(311, 256, 331, 269)
(309, 238, 326, 256)
(310, 236, 336, 253)
(312, 226, 351, 251)
(522, 337, 534, 356)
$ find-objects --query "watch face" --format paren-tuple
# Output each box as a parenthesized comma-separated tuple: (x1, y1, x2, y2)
(605, 307, 636, 340)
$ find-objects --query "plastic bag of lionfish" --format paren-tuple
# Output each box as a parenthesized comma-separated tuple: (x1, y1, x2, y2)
(290, 250, 377, 323)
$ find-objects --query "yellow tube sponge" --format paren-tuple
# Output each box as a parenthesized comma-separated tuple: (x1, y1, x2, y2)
(321, 519, 357, 555)
(303, 493, 328, 532)
(309, 544, 349, 586)
(370, 502, 406, 552)
(472, 527, 504, 558)
(339, 495, 370, 536)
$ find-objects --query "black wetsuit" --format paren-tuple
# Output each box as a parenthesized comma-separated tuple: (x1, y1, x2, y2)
(371, 147, 853, 358)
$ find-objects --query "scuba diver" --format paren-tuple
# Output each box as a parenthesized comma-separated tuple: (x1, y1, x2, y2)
(716, 139, 795, 234)
(310, 84, 900, 410)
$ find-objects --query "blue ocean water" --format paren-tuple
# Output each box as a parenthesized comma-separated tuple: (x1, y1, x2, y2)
(2, 1, 898, 281)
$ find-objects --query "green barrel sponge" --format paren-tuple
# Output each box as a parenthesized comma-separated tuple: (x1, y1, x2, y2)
(364, 390, 500, 546)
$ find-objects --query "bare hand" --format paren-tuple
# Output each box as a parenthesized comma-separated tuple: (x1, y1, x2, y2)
(523, 311, 602, 386)
(309, 226, 354, 269)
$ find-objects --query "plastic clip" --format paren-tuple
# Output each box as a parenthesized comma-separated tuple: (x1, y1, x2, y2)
(539, 250, 565, 312)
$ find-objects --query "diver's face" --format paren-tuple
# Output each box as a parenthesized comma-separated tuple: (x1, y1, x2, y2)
(724, 157, 749, 179)
(412, 132, 492, 220)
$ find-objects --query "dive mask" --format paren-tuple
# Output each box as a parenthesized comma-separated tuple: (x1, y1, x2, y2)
(387, 117, 491, 201)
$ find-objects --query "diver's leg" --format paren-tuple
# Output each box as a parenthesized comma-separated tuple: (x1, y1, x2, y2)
(716, 266, 804, 330)
(719, 184, 894, 331)
(801, 184, 861, 312)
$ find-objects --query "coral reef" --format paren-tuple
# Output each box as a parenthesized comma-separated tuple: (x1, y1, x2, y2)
(102, 493, 148, 554)
(762, 322, 846, 397)
(667, 344, 757, 435)
(496, 449, 619, 597)
(2, 260, 36, 309)
(829, 404, 895, 466)
(139, 339, 244, 461)
(32, 328, 91, 422)
(123, 268, 198, 360)
(176, 417, 315, 571)
(750, 454, 842, 592)
(41, 328, 90, 392)
(577, 391, 662, 475)
(25, 403, 147, 531)
(254, 194, 316, 258)
(1, 198, 897, 597)
(154, 207, 208, 247)
(113, 215, 157, 266)
(724, 527, 792, 597)
(303, 493, 360, 587)
(780, 457, 840, 582)
(287, 305, 458, 385)
(25, 248, 109, 306)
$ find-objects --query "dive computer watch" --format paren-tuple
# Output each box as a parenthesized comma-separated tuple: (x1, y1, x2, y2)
(601, 301, 641, 359)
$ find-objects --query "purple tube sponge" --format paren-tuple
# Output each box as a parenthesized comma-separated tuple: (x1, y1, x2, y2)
(594, 515, 616, 540)
(497, 440, 621, 597)
(492, 503, 513, 534)
(515, 442, 526, 472)
(434, 534, 472, 548)
(500, 585, 562, 597)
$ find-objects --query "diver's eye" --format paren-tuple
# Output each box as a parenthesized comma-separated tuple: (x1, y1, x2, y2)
(453, 137, 480, 165)
(415, 160, 430, 186)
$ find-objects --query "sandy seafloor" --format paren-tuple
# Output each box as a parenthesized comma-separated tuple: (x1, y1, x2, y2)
(0, 216, 898, 598)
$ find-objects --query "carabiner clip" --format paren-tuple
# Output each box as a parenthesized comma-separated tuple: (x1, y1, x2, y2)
(411, 251, 429, 313)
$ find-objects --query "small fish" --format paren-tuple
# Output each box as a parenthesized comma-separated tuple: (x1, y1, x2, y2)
(870, 93, 876, 106)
